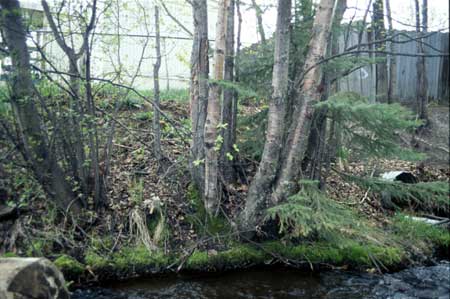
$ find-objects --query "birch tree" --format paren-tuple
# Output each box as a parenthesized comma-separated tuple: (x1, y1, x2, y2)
(240, 0, 292, 231)
(204, 0, 229, 214)
(153, 5, 162, 161)
(220, 0, 237, 183)
(251, 0, 266, 43)
(190, 0, 209, 193)
(271, 0, 338, 203)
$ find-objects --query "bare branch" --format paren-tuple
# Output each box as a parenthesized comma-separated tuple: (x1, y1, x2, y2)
(157, 0, 193, 37)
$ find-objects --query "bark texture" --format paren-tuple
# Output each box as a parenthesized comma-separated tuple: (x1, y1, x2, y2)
(204, 0, 228, 214)
(271, 0, 336, 203)
(251, 0, 266, 43)
(190, 0, 209, 193)
(153, 5, 162, 161)
(302, 0, 347, 184)
(220, 0, 236, 183)
(415, 0, 428, 123)
(385, 0, 396, 103)
(240, 0, 292, 232)
(372, 0, 388, 102)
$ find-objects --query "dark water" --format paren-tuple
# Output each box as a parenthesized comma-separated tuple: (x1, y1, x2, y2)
(73, 263, 450, 299)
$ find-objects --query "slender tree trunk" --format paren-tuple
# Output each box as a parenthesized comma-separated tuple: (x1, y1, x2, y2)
(415, 0, 428, 124)
(240, 0, 292, 232)
(204, 0, 228, 214)
(0, 0, 78, 212)
(189, 0, 209, 193)
(153, 6, 162, 161)
(271, 0, 337, 204)
(422, 0, 428, 33)
(372, 0, 388, 102)
(385, 0, 395, 103)
(84, 41, 102, 208)
(302, 0, 346, 184)
(233, 0, 242, 145)
(41, 0, 99, 203)
(220, 0, 236, 183)
(251, 0, 266, 43)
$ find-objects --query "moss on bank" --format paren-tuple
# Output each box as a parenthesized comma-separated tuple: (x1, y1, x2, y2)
(45, 213, 449, 282)
(54, 255, 85, 280)
(185, 245, 266, 271)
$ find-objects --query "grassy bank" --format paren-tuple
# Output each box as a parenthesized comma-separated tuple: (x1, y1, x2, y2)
(40, 213, 448, 284)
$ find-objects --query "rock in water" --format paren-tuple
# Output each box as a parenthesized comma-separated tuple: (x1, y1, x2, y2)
(372, 263, 450, 299)
(0, 258, 70, 299)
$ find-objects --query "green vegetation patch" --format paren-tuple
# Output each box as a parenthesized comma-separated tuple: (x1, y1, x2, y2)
(112, 246, 170, 271)
(54, 255, 85, 277)
(85, 245, 171, 275)
(1, 252, 18, 258)
(186, 184, 231, 237)
(348, 177, 450, 214)
(391, 214, 450, 252)
(262, 241, 403, 268)
(186, 244, 266, 271)
(185, 240, 403, 272)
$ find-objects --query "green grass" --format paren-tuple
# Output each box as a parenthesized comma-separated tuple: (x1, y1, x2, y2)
(391, 213, 450, 252)
(0, 252, 18, 257)
(61, 214, 450, 279)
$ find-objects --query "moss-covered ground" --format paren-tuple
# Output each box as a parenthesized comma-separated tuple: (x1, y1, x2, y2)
(37, 213, 448, 283)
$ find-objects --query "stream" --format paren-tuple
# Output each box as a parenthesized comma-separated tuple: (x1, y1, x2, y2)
(73, 262, 450, 299)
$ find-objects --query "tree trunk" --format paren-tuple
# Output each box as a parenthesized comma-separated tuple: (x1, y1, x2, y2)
(0, 0, 78, 212)
(189, 0, 209, 193)
(41, 0, 86, 176)
(251, 0, 266, 43)
(233, 0, 242, 145)
(240, 0, 292, 232)
(271, 0, 337, 204)
(415, 0, 428, 124)
(302, 0, 346, 184)
(220, 0, 236, 183)
(153, 5, 162, 161)
(385, 0, 396, 103)
(41, 0, 99, 204)
(422, 0, 428, 32)
(204, 0, 228, 214)
(372, 0, 388, 103)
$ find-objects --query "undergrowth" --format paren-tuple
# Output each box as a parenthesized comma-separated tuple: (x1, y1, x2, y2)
(345, 175, 449, 214)
(266, 180, 387, 243)
(391, 213, 450, 253)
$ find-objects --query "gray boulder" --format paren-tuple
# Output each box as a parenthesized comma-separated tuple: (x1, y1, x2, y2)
(0, 258, 70, 299)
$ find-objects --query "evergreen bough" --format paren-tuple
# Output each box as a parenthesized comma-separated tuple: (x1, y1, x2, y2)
(266, 180, 386, 245)
(344, 174, 449, 214)
(318, 91, 424, 161)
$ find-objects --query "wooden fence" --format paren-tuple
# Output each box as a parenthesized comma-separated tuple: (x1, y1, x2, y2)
(337, 30, 449, 104)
